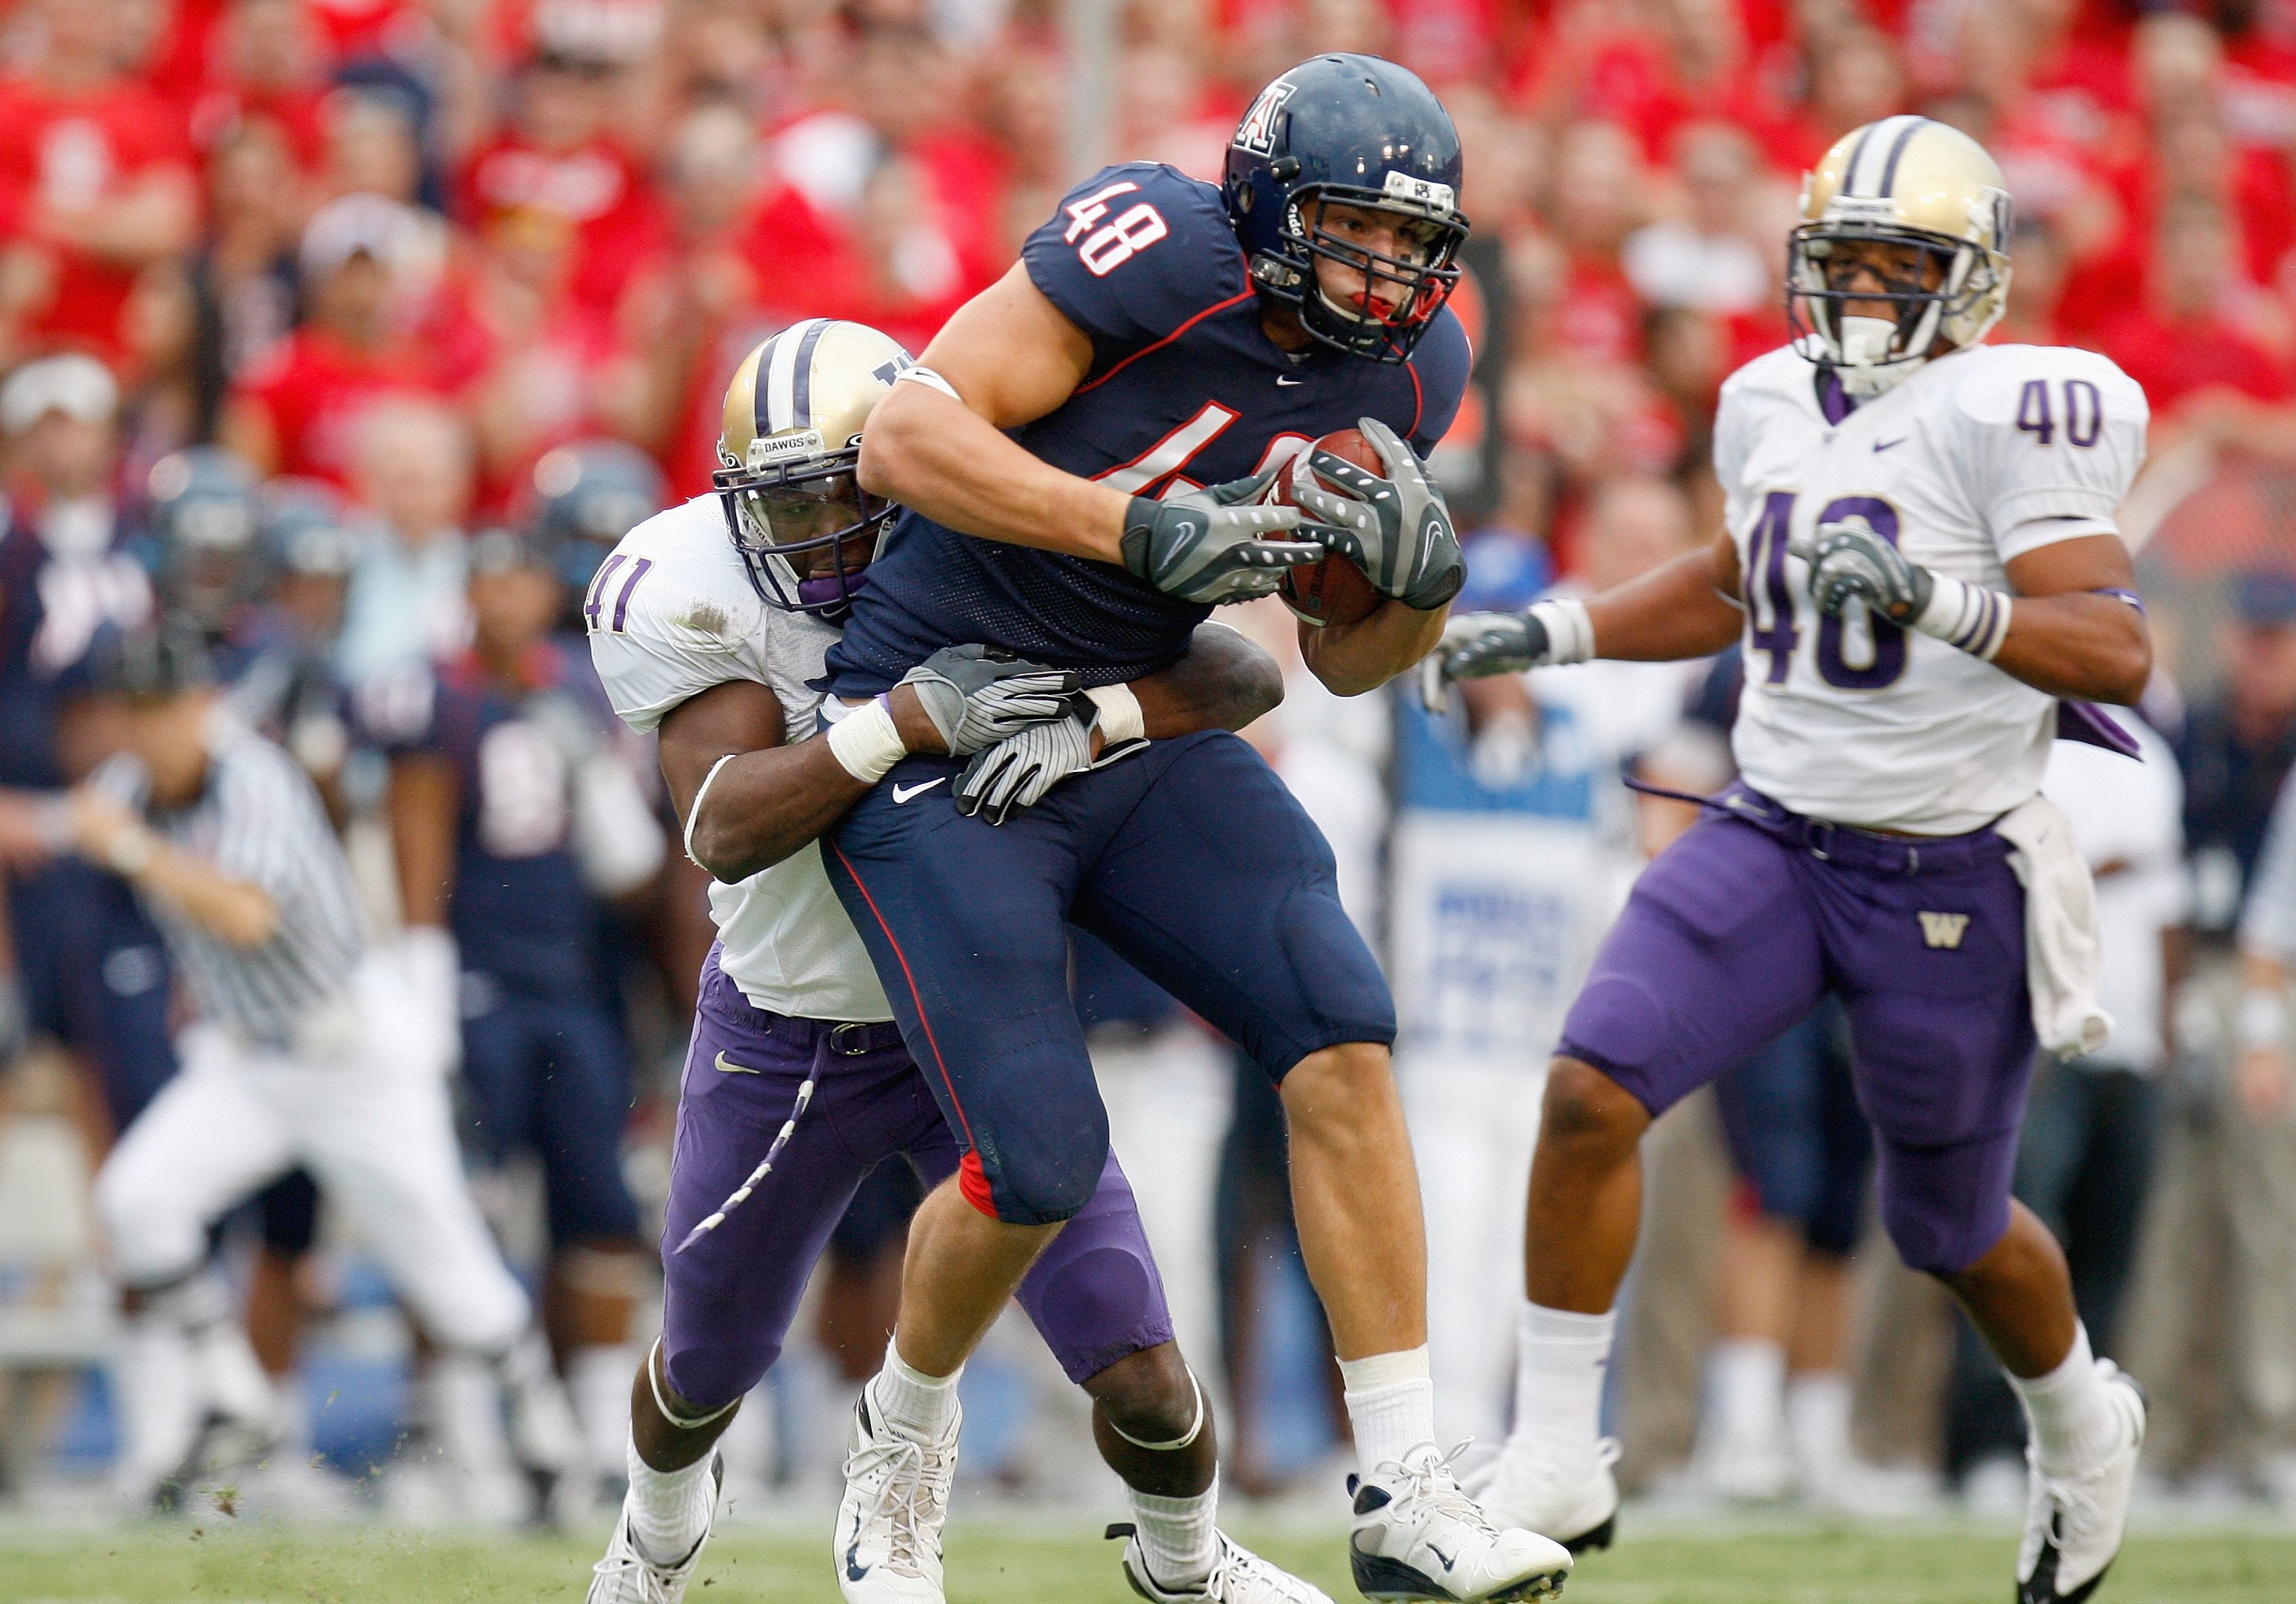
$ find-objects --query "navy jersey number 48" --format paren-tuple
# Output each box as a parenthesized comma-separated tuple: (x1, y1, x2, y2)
(1063, 180, 1170, 277)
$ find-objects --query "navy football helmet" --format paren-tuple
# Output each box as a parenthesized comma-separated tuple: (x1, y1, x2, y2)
(147, 446, 264, 636)
(528, 438, 666, 593)
(1223, 53, 1470, 364)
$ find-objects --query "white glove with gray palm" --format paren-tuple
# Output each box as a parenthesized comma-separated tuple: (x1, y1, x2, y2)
(898, 644, 1081, 756)
(956, 693, 1147, 825)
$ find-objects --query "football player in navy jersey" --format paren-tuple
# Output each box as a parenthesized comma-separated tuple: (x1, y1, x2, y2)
(0, 356, 178, 1132)
(818, 55, 1571, 1603)
(365, 529, 665, 1503)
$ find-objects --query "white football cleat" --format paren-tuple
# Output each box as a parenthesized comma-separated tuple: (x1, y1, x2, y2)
(1108, 1524, 1334, 1603)
(835, 1385, 959, 1603)
(2018, 1364, 2146, 1604)
(1348, 1444, 1573, 1602)
(588, 1456, 724, 1604)
(1472, 1436, 1620, 1554)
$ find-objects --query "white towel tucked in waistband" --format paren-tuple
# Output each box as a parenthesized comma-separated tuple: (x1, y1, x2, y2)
(1995, 794, 2113, 1059)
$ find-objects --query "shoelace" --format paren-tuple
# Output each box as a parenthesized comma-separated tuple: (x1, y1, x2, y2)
(590, 1520, 694, 1600)
(851, 1429, 954, 1576)
(1379, 1442, 1501, 1537)
(1203, 1536, 1325, 1603)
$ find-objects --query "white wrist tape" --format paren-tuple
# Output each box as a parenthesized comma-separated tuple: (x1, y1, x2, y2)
(1084, 682, 1145, 746)
(826, 696, 908, 783)
(2238, 986, 2288, 1052)
(1529, 598, 1594, 666)
(1912, 574, 2013, 661)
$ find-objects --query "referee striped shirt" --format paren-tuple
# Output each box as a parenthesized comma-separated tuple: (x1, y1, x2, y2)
(148, 723, 368, 1049)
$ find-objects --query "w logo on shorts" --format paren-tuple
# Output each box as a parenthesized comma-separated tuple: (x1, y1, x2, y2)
(1918, 911, 1970, 950)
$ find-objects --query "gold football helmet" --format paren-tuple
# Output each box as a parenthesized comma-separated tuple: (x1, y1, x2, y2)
(1789, 115, 2013, 397)
(715, 318, 914, 616)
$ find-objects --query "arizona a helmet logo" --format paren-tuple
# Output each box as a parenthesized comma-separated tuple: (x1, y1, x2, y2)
(1235, 79, 1295, 154)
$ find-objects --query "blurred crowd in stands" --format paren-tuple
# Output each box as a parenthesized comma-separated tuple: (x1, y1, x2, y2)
(5, 0, 2296, 1528)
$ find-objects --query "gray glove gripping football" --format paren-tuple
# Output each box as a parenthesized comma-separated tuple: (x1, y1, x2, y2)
(1287, 416, 1465, 610)
(898, 644, 1081, 758)
(1121, 468, 1328, 605)
(956, 693, 1147, 825)
(1797, 517, 1932, 623)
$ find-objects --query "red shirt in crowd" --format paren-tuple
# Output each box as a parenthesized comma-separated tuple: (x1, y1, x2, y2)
(2098, 306, 2292, 413)
(0, 73, 194, 365)
(233, 326, 449, 486)
(460, 136, 669, 315)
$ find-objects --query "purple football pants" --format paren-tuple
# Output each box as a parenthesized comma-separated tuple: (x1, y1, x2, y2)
(1560, 786, 2036, 1275)
(660, 949, 1173, 1411)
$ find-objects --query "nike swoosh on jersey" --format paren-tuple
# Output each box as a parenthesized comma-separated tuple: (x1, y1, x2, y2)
(1873, 437, 1907, 452)
(1276, 376, 1304, 386)
(893, 777, 947, 803)
(714, 1052, 759, 1075)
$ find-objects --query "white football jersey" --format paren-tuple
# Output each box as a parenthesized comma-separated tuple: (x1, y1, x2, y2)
(586, 494, 892, 1022)
(1716, 342, 2148, 834)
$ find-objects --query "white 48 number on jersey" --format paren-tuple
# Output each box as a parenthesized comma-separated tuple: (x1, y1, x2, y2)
(1063, 180, 1168, 277)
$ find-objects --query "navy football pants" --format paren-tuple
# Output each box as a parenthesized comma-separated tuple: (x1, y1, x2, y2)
(460, 988, 642, 1245)
(826, 731, 1394, 1226)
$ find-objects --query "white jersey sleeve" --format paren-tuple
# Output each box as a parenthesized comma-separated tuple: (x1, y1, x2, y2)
(583, 493, 891, 1022)
(585, 497, 776, 735)
(1947, 345, 2148, 562)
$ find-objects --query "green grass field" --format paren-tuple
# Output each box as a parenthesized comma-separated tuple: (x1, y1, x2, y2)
(4, 1521, 2293, 1604)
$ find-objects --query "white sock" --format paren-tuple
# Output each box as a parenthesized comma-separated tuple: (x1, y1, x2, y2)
(872, 1340, 962, 1442)
(626, 1433, 717, 1562)
(1340, 1346, 1436, 1476)
(1706, 1337, 1786, 1450)
(273, 1379, 314, 1464)
(2008, 1324, 2119, 1471)
(1786, 1371, 1852, 1485)
(428, 1352, 513, 1472)
(571, 1342, 642, 1480)
(1507, 1301, 1615, 1478)
(1129, 1474, 1220, 1590)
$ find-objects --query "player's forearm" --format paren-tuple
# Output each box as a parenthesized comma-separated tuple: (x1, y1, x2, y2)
(857, 383, 1129, 564)
(685, 739, 872, 882)
(684, 687, 944, 881)
(1986, 594, 2151, 703)
(1131, 623, 1284, 735)
(127, 842, 278, 949)
(1585, 547, 1746, 662)
(1302, 598, 1451, 696)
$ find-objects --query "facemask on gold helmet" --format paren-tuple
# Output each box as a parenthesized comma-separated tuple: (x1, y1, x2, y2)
(1788, 116, 2013, 400)
(714, 318, 914, 618)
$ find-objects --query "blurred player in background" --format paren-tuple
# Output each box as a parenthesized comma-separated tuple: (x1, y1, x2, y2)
(67, 617, 582, 1519)
(363, 525, 663, 1503)
(583, 320, 1330, 1604)
(0, 356, 173, 1133)
(1431, 117, 2156, 1603)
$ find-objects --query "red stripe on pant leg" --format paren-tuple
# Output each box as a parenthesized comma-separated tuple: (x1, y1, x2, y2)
(827, 840, 995, 1203)
(957, 1150, 997, 1218)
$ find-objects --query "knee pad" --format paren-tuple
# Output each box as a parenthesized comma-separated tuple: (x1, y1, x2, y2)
(971, 1099, 1109, 1227)
(1880, 1185, 2008, 1277)
(96, 1163, 199, 1289)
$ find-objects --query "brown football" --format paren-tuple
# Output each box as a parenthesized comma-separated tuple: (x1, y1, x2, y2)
(1266, 428, 1385, 628)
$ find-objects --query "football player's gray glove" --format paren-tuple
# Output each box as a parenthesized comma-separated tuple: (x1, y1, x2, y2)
(1799, 517, 1932, 623)
(899, 644, 1080, 757)
(1122, 469, 1326, 605)
(955, 693, 1147, 825)
(1288, 416, 1465, 610)
(1417, 609, 1553, 711)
